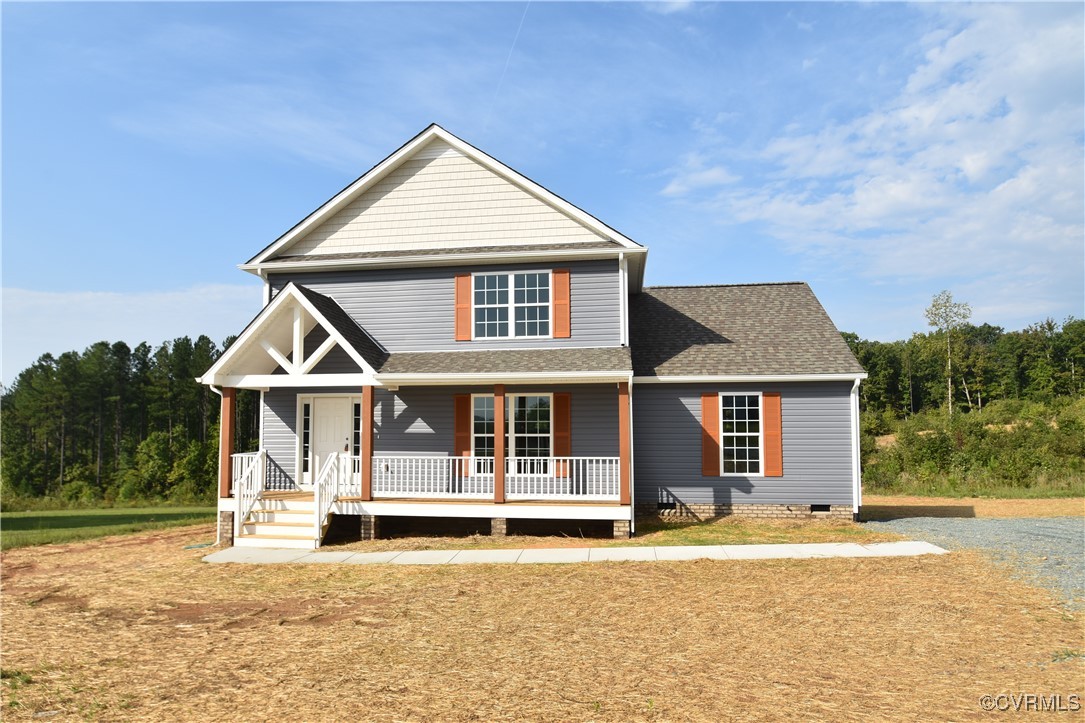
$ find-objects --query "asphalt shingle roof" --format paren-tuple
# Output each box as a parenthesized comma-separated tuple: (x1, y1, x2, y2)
(294, 285, 390, 371)
(629, 283, 864, 377)
(379, 347, 632, 375)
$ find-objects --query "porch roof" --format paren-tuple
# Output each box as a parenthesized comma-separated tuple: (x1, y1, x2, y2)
(378, 346, 632, 375)
(294, 285, 389, 369)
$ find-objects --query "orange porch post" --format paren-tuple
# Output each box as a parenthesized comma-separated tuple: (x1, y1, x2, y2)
(494, 384, 506, 504)
(218, 387, 236, 498)
(618, 381, 631, 505)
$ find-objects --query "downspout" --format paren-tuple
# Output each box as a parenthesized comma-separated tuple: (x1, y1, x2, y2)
(209, 384, 224, 546)
(618, 253, 629, 347)
(850, 378, 862, 520)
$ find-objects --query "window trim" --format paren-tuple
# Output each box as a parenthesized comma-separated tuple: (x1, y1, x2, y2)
(470, 270, 553, 340)
(469, 392, 554, 459)
(718, 391, 765, 478)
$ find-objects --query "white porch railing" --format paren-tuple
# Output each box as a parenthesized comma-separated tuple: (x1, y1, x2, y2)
(372, 456, 494, 498)
(368, 455, 620, 501)
(506, 457, 620, 501)
(231, 450, 266, 537)
(313, 452, 349, 545)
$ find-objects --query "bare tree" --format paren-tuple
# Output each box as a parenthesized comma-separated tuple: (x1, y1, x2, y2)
(924, 290, 972, 414)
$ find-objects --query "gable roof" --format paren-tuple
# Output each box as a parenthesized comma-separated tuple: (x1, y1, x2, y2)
(199, 282, 384, 384)
(246, 124, 646, 267)
(629, 283, 865, 378)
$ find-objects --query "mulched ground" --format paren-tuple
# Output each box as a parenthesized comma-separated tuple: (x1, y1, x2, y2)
(2, 524, 1083, 721)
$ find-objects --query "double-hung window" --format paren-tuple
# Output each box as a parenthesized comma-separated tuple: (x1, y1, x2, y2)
(471, 394, 553, 472)
(473, 272, 550, 339)
(720, 394, 762, 475)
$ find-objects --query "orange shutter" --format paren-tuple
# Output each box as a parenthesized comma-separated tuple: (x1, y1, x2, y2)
(552, 269, 571, 338)
(453, 395, 471, 457)
(701, 392, 720, 476)
(553, 393, 571, 477)
(454, 274, 471, 341)
(763, 392, 783, 477)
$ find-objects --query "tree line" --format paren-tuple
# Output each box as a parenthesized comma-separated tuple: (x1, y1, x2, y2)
(1, 337, 260, 506)
(846, 293, 1084, 497)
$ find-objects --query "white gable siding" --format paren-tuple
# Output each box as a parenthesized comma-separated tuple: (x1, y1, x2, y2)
(285, 139, 609, 256)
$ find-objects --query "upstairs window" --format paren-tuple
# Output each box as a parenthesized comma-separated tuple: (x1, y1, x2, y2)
(473, 272, 550, 338)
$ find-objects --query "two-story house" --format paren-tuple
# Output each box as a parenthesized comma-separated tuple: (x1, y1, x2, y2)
(199, 125, 866, 549)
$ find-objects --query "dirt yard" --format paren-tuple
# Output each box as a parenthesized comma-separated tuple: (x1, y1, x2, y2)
(2, 524, 1082, 721)
(863, 495, 1085, 520)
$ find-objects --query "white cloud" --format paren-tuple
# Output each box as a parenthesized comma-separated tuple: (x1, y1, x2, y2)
(664, 4, 1084, 331)
(660, 154, 740, 197)
(1, 284, 263, 383)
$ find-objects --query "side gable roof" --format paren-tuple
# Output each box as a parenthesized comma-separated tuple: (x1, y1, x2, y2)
(247, 124, 646, 266)
(629, 283, 865, 378)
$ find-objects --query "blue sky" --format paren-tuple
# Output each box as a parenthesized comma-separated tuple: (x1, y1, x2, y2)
(3, 1, 1083, 382)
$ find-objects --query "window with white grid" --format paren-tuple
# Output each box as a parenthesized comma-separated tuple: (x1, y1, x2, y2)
(720, 394, 762, 475)
(473, 272, 550, 338)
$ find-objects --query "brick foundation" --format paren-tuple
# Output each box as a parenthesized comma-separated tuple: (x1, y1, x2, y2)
(613, 520, 631, 539)
(491, 518, 507, 537)
(217, 511, 234, 547)
(636, 502, 852, 521)
(360, 515, 380, 541)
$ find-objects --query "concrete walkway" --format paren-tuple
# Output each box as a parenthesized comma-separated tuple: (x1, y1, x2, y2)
(204, 540, 947, 566)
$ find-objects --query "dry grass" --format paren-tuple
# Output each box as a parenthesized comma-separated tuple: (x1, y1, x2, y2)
(2, 524, 1083, 721)
(864, 495, 1085, 520)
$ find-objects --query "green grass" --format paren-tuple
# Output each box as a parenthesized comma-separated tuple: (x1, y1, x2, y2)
(0, 507, 216, 550)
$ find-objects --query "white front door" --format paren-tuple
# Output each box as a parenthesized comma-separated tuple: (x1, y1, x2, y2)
(307, 397, 353, 486)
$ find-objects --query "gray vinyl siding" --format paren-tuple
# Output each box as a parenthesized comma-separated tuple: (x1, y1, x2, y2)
(632, 382, 855, 507)
(261, 384, 620, 482)
(268, 259, 620, 351)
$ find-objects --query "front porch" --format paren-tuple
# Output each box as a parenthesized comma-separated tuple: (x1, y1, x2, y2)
(221, 451, 630, 548)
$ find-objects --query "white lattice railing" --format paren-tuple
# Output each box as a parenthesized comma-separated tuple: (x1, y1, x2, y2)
(372, 456, 494, 499)
(313, 453, 348, 545)
(506, 457, 620, 501)
(368, 455, 620, 501)
(232, 450, 266, 537)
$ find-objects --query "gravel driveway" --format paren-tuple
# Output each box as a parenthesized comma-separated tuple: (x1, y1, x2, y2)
(864, 517, 1085, 608)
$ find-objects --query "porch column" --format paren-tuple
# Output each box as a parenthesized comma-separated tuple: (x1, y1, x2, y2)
(217, 387, 236, 498)
(494, 384, 506, 504)
(618, 381, 631, 506)
(361, 385, 374, 501)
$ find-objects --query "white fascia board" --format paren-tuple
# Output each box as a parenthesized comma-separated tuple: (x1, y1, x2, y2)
(201, 281, 303, 381)
(377, 371, 634, 386)
(248, 124, 648, 266)
(213, 373, 378, 389)
(632, 373, 868, 384)
(240, 246, 647, 277)
(199, 282, 381, 385)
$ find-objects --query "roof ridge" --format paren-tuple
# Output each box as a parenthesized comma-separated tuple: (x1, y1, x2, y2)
(644, 281, 807, 290)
